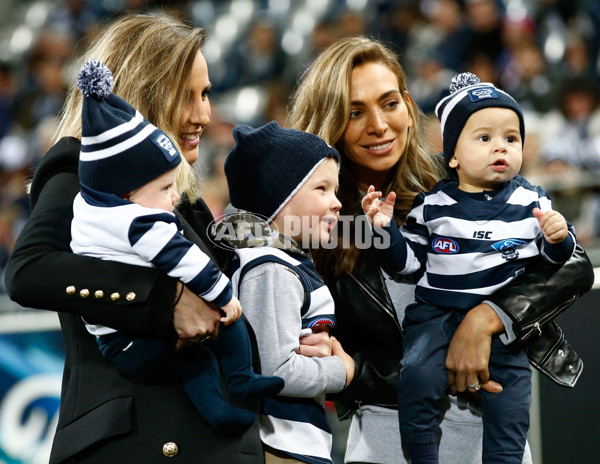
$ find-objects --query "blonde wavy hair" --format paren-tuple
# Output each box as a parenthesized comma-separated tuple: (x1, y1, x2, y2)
(53, 13, 205, 201)
(288, 35, 442, 277)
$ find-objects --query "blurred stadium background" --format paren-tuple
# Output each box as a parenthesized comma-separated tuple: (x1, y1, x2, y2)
(1, 1, 600, 463)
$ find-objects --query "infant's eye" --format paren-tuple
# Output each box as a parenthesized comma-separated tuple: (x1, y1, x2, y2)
(478, 135, 490, 142)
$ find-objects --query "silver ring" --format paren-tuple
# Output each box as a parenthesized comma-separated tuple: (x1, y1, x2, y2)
(466, 382, 481, 391)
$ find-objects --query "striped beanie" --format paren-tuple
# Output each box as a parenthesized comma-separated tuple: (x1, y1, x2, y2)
(435, 72, 525, 165)
(77, 60, 181, 195)
(225, 121, 339, 221)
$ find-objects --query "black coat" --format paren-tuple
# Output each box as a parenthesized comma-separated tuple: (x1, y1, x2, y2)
(5, 137, 264, 463)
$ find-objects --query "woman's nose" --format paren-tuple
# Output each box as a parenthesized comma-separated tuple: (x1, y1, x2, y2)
(366, 109, 387, 136)
(188, 97, 211, 127)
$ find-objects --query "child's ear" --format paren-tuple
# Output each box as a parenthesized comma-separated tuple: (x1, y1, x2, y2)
(448, 154, 459, 169)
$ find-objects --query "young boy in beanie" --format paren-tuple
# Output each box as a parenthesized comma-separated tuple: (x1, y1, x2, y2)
(362, 73, 578, 463)
(218, 121, 355, 464)
(70, 60, 283, 436)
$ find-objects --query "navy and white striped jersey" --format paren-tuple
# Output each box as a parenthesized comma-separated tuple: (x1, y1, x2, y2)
(71, 186, 232, 336)
(230, 244, 344, 464)
(377, 176, 576, 311)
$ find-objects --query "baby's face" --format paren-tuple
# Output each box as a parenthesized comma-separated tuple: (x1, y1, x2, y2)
(450, 107, 523, 192)
(272, 158, 341, 246)
(126, 168, 180, 211)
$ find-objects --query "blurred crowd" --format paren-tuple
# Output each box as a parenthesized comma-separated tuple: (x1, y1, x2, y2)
(1, 0, 600, 293)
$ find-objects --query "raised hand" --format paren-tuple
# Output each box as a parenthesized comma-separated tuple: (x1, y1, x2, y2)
(533, 207, 568, 244)
(361, 185, 396, 228)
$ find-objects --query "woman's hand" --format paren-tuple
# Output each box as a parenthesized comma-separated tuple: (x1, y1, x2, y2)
(173, 282, 221, 350)
(331, 336, 355, 388)
(446, 303, 504, 394)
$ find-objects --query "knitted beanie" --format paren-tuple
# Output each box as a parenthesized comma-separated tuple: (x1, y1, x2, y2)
(435, 72, 525, 165)
(225, 121, 339, 221)
(77, 60, 181, 195)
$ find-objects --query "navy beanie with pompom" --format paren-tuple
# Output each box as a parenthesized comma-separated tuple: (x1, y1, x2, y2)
(435, 72, 525, 166)
(225, 121, 339, 221)
(77, 60, 181, 196)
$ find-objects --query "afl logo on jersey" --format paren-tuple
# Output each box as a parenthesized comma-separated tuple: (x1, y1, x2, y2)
(432, 237, 459, 254)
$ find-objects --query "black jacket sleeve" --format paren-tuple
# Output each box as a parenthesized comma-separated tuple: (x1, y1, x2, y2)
(4, 138, 178, 339)
(487, 242, 594, 343)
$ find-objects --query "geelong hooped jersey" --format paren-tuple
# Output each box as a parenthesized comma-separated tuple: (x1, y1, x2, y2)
(391, 176, 575, 311)
(230, 246, 336, 464)
(71, 186, 232, 336)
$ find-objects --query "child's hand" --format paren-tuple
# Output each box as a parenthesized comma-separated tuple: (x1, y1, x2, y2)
(220, 295, 242, 325)
(296, 330, 333, 357)
(331, 336, 355, 388)
(533, 208, 568, 244)
(361, 185, 396, 228)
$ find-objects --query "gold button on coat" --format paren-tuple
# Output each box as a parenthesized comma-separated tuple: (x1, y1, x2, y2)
(80, 289, 90, 298)
(162, 442, 178, 457)
(94, 290, 104, 299)
(126, 292, 136, 301)
(66, 286, 76, 295)
(111, 292, 120, 301)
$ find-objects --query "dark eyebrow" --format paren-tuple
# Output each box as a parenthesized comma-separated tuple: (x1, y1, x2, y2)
(350, 89, 401, 106)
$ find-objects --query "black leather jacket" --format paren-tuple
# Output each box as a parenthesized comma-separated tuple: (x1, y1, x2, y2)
(328, 242, 594, 414)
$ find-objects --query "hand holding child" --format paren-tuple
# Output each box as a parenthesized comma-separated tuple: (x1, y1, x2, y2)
(220, 295, 243, 325)
(362, 185, 396, 228)
(533, 208, 568, 244)
(331, 336, 355, 387)
(174, 283, 222, 351)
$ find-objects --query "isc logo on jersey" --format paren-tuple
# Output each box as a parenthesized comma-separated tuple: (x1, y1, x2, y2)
(432, 237, 459, 254)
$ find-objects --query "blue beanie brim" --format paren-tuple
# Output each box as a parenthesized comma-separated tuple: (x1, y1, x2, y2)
(435, 73, 525, 166)
(225, 121, 339, 221)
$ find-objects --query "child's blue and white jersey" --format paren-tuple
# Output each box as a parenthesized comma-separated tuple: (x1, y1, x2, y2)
(70, 186, 232, 336)
(378, 176, 576, 311)
(222, 213, 346, 464)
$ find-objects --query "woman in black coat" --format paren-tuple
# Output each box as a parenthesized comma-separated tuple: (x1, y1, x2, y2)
(5, 13, 264, 464)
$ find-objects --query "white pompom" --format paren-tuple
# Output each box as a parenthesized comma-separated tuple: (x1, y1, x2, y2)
(449, 72, 480, 94)
(77, 60, 113, 98)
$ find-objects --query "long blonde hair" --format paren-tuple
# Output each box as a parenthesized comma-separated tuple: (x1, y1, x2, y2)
(289, 35, 442, 277)
(54, 13, 205, 201)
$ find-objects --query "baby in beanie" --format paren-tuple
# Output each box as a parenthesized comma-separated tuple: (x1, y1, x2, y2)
(70, 60, 283, 436)
(217, 121, 355, 464)
(362, 73, 578, 463)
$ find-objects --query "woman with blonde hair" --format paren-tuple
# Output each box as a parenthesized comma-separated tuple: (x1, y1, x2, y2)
(5, 13, 264, 463)
(289, 35, 592, 463)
